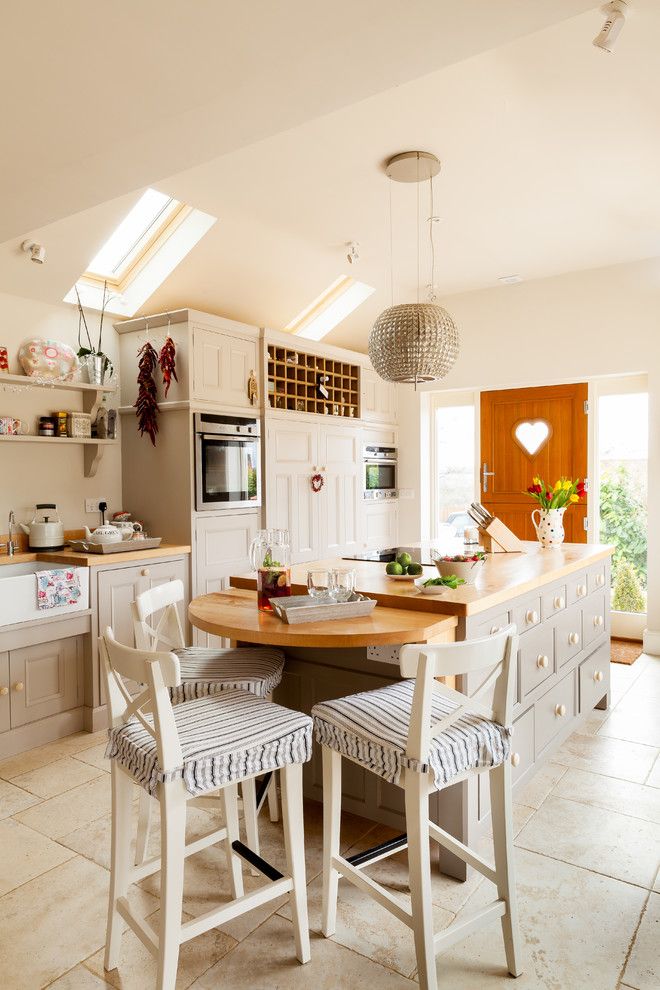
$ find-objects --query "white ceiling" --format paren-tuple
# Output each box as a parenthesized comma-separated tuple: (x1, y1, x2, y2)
(3, 0, 658, 352)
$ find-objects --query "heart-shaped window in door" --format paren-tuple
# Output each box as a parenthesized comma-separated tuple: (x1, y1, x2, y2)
(513, 419, 552, 457)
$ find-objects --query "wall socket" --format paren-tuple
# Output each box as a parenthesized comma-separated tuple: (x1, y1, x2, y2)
(85, 498, 108, 514)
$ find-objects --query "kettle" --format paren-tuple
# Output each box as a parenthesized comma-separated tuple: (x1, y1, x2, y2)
(83, 524, 123, 545)
(20, 503, 65, 550)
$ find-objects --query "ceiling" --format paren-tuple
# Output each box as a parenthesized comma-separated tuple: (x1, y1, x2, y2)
(3, 0, 658, 352)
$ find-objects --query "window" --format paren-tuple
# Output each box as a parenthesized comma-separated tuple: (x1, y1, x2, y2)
(64, 188, 216, 317)
(428, 392, 478, 539)
(285, 276, 375, 341)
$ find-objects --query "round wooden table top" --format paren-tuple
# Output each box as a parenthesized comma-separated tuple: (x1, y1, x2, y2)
(188, 588, 457, 648)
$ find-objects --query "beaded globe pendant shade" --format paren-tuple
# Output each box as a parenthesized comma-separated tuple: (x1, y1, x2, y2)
(368, 151, 460, 385)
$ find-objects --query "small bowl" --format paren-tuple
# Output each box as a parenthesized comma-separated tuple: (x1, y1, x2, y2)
(434, 557, 485, 585)
(414, 576, 449, 595)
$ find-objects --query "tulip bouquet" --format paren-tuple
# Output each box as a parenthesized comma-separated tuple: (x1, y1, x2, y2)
(525, 477, 586, 510)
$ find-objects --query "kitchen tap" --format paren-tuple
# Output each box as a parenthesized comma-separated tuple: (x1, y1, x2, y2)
(2, 510, 17, 556)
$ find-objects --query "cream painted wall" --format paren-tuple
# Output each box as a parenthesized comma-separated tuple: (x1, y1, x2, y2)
(396, 258, 660, 641)
(0, 290, 122, 533)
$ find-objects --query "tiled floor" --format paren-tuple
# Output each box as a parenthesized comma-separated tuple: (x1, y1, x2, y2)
(0, 655, 658, 989)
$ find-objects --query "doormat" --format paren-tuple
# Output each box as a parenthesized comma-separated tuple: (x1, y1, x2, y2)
(611, 638, 643, 666)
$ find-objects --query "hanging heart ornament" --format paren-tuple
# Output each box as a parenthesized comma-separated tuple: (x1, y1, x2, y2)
(311, 472, 324, 493)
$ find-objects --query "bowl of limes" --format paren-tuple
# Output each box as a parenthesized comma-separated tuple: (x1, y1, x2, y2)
(384, 552, 424, 581)
(433, 550, 487, 585)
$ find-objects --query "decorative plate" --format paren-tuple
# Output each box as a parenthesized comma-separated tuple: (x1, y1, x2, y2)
(386, 573, 417, 582)
(18, 338, 80, 382)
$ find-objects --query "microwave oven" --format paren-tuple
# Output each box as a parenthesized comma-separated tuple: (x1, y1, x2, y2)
(363, 444, 397, 500)
(194, 413, 261, 511)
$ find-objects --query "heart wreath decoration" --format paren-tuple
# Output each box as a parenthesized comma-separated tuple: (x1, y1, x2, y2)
(311, 472, 324, 493)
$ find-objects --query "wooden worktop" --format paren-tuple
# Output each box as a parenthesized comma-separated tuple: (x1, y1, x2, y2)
(231, 542, 614, 618)
(0, 544, 191, 567)
(189, 587, 457, 647)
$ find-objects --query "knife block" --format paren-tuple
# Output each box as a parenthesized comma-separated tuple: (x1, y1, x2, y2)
(479, 517, 525, 553)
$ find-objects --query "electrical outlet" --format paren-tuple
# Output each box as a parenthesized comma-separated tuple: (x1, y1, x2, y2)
(85, 498, 108, 514)
(398, 489, 415, 500)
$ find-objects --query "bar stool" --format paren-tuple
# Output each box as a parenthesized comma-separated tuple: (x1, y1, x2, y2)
(101, 626, 311, 990)
(312, 626, 522, 990)
(131, 579, 284, 863)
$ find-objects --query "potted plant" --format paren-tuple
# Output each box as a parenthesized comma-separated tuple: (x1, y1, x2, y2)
(75, 282, 114, 384)
(524, 476, 586, 547)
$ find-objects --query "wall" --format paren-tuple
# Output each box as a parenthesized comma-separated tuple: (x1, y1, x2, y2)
(0, 291, 122, 533)
(396, 258, 660, 646)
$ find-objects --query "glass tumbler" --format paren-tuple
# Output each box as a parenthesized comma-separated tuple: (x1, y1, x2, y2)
(329, 568, 356, 602)
(307, 569, 331, 600)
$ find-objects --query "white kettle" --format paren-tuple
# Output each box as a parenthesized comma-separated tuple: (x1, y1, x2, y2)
(83, 523, 122, 545)
(20, 504, 65, 550)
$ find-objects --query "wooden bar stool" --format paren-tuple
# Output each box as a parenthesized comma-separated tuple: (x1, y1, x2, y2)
(131, 579, 284, 864)
(101, 626, 311, 990)
(312, 626, 522, 990)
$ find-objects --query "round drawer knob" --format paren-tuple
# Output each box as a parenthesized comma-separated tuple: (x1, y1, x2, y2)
(569, 632, 580, 646)
(511, 752, 521, 768)
(490, 625, 502, 635)
(554, 596, 565, 609)
(593, 670, 604, 683)
(555, 703, 566, 717)
(526, 610, 539, 624)
(0, 686, 8, 696)
(13, 682, 24, 693)
(593, 615, 604, 628)
(577, 584, 587, 597)
(141, 568, 150, 577)
(596, 574, 605, 587)
(537, 654, 550, 669)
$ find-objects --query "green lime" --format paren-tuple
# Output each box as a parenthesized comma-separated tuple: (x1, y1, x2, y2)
(396, 552, 413, 569)
(407, 562, 423, 576)
(385, 561, 404, 575)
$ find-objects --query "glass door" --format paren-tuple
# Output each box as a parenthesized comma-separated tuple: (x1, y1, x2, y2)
(429, 392, 477, 539)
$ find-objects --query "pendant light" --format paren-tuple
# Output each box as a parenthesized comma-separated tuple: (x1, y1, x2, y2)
(368, 151, 460, 385)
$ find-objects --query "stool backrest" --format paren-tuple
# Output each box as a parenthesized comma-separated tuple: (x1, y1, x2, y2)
(100, 625, 183, 774)
(132, 579, 186, 653)
(399, 626, 518, 762)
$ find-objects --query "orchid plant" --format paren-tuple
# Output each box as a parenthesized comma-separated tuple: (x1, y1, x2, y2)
(525, 476, 586, 511)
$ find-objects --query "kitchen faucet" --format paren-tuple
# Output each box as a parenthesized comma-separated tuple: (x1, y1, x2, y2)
(2, 510, 17, 556)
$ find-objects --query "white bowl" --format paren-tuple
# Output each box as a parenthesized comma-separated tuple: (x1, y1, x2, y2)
(386, 572, 416, 582)
(414, 577, 449, 595)
(434, 557, 485, 585)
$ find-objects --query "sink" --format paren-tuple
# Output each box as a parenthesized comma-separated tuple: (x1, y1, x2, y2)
(0, 561, 90, 628)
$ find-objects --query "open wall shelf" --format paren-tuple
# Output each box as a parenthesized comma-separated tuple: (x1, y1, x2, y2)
(267, 346, 359, 418)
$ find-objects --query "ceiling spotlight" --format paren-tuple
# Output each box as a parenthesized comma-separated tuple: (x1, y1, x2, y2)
(346, 241, 360, 265)
(21, 240, 46, 264)
(593, 0, 629, 53)
(498, 274, 523, 285)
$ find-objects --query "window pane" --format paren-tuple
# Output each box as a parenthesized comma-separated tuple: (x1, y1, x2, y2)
(86, 189, 178, 278)
(433, 404, 475, 535)
(598, 392, 648, 614)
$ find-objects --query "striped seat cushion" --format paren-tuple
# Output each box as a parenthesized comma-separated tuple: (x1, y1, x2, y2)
(170, 647, 285, 703)
(106, 689, 312, 797)
(312, 679, 510, 791)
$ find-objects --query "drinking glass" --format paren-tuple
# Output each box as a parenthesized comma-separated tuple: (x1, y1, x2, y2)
(329, 568, 356, 602)
(307, 569, 331, 599)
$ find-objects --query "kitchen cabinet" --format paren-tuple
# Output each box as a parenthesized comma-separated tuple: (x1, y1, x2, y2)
(9, 636, 83, 728)
(193, 512, 259, 648)
(363, 500, 399, 549)
(0, 652, 10, 733)
(192, 325, 257, 408)
(265, 417, 362, 562)
(360, 367, 397, 425)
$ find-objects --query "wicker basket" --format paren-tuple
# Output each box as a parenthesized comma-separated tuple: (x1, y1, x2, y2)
(67, 411, 92, 438)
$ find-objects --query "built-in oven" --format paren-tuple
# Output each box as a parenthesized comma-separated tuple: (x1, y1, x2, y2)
(194, 413, 261, 511)
(363, 444, 398, 500)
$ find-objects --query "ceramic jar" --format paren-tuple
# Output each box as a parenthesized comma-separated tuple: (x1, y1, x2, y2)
(531, 507, 566, 548)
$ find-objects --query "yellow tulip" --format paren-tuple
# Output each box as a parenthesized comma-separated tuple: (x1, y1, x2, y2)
(553, 480, 562, 492)
(562, 480, 572, 490)
(532, 476, 541, 486)
(570, 494, 579, 503)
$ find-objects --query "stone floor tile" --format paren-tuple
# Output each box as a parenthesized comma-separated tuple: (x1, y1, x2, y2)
(553, 767, 660, 825)
(73, 744, 111, 773)
(513, 761, 568, 810)
(14, 775, 111, 838)
(0, 777, 40, 820)
(47, 964, 114, 988)
(623, 892, 660, 990)
(12, 756, 104, 799)
(0, 817, 75, 895)
(552, 731, 658, 784)
(646, 754, 660, 788)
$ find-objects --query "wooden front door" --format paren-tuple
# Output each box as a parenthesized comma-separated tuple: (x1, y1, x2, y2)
(480, 383, 588, 542)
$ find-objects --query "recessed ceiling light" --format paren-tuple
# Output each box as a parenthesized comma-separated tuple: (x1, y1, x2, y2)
(498, 274, 523, 284)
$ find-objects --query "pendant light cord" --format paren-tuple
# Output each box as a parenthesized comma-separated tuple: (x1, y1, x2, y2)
(416, 153, 420, 305)
(388, 176, 394, 307)
(428, 174, 436, 303)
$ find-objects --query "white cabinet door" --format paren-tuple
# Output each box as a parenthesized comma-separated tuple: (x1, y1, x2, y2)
(9, 637, 83, 728)
(363, 501, 399, 549)
(360, 368, 397, 424)
(191, 326, 257, 408)
(266, 420, 319, 563)
(194, 513, 258, 647)
(319, 424, 362, 557)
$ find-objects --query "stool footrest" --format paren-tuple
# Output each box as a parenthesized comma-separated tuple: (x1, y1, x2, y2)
(347, 833, 408, 869)
(231, 839, 284, 881)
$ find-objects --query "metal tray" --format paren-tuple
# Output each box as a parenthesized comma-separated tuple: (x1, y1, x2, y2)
(270, 592, 376, 624)
(66, 537, 163, 554)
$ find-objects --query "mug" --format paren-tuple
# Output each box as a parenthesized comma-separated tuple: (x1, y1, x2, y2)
(0, 417, 28, 435)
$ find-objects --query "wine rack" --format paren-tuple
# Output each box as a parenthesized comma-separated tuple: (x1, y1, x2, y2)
(267, 346, 360, 418)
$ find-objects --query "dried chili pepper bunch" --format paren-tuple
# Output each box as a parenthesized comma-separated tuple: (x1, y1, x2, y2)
(159, 336, 178, 397)
(135, 341, 160, 445)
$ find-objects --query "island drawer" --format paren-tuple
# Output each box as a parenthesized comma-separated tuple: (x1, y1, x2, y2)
(512, 594, 542, 634)
(587, 562, 608, 596)
(582, 592, 607, 647)
(541, 584, 567, 620)
(478, 706, 534, 819)
(471, 610, 510, 639)
(519, 623, 555, 698)
(555, 605, 583, 668)
(535, 667, 576, 754)
(566, 570, 589, 605)
(579, 642, 610, 713)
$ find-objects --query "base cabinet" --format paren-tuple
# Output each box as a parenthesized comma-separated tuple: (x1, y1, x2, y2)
(363, 500, 399, 549)
(9, 637, 83, 728)
(193, 513, 259, 648)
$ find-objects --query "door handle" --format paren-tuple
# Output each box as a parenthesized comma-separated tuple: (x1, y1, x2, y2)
(482, 462, 495, 494)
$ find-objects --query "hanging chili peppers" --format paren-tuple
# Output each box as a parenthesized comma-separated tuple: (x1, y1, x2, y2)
(159, 336, 178, 397)
(135, 342, 160, 446)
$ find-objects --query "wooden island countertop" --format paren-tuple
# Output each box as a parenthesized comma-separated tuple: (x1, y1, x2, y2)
(231, 542, 614, 618)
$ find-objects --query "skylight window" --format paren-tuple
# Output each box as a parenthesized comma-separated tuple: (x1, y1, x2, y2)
(86, 189, 180, 281)
(286, 276, 375, 341)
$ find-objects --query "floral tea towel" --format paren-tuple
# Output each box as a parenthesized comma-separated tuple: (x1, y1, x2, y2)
(36, 569, 82, 610)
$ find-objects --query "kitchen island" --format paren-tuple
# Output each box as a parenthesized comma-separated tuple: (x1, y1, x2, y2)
(199, 542, 613, 879)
